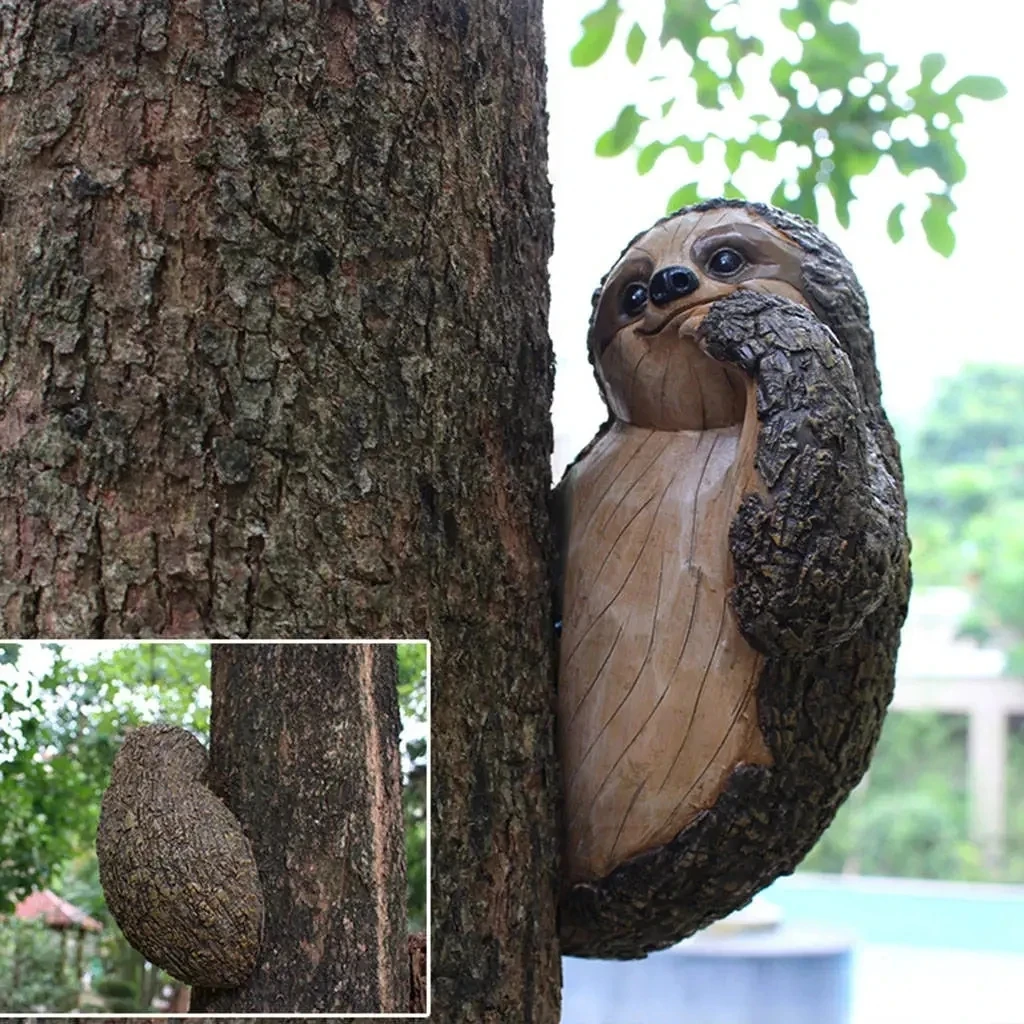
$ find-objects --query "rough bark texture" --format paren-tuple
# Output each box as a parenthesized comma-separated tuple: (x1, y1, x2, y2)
(0, 2, 558, 1021)
(96, 724, 264, 989)
(409, 931, 428, 1014)
(189, 643, 407, 1012)
(558, 200, 911, 958)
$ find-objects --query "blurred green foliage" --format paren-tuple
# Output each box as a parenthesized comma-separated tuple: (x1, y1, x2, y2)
(1004, 719, 1024, 879)
(905, 364, 1024, 672)
(0, 643, 211, 911)
(572, 0, 1006, 253)
(398, 643, 428, 931)
(804, 361, 1024, 881)
(0, 644, 209, 1011)
(397, 641, 428, 729)
(805, 708, 1024, 882)
(804, 712, 980, 879)
(0, 919, 81, 1012)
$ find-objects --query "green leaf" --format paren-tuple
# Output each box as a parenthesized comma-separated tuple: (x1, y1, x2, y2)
(770, 58, 796, 94)
(571, 0, 623, 68)
(828, 169, 855, 229)
(840, 147, 881, 178)
(797, 189, 819, 223)
(574, 0, 994, 249)
(800, 0, 832, 25)
(781, 172, 819, 222)
(739, 35, 765, 59)
(807, 21, 862, 69)
(779, 8, 805, 31)
(889, 138, 966, 186)
(886, 203, 906, 243)
(724, 139, 743, 174)
(949, 75, 1007, 101)
(723, 180, 744, 199)
(666, 182, 701, 212)
(746, 134, 779, 161)
(595, 105, 647, 158)
(692, 58, 724, 109)
(661, 0, 716, 53)
(637, 135, 706, 175)
(626, 22, 646, 65)
(637, 141, 667, 175)
(919, 52, 946, 85)
(800, 23, 869, 92)
(922, 192, 956, 257)
(671, 135, 705, 163)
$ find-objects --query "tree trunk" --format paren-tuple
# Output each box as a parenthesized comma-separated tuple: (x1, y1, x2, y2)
(192, 643, 408, 1013)
(0, 2, 559, 1021)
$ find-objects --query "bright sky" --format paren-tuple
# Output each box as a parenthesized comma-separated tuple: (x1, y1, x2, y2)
(544, 0, 1023, 476)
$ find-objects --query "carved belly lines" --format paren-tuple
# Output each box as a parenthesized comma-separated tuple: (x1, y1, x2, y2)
(559, 412, 772, 882)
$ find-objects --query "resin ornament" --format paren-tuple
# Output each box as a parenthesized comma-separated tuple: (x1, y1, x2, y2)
(555, 199, 910, 959)
(96, 725, 264, 988)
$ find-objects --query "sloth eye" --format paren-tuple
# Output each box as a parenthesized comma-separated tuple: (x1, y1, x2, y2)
(620, 282, 648, 317)
(708, 247, 745, 276)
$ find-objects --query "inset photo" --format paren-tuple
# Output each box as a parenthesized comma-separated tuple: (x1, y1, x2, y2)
(0, 640, 429, 1016)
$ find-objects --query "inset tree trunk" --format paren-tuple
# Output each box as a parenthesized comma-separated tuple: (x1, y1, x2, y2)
(192, 643, 407, 1013)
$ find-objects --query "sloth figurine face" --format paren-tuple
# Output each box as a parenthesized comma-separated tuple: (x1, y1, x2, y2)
(556, 199, 910, 960)
(590, 206, 808, 431)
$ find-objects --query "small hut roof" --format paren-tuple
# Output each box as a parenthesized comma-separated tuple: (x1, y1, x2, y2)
(14, 889, 103, 932)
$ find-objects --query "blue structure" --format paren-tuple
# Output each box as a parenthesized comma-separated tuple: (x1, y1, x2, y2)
(766, 872, 1024, 952)
(562, 923, 853, 1024)
(561, 874, 1024, 1024)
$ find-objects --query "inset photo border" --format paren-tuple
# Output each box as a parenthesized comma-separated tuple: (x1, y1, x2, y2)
(0, 640, 430, 1018)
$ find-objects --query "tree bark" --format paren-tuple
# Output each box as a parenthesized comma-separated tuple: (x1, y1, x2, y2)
(0, 2, 559, 1021)
(193, 643, 407, 1012)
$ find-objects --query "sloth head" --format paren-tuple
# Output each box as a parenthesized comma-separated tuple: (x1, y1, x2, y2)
(110, 724, 208, 785)
(588, 199, 881, 431)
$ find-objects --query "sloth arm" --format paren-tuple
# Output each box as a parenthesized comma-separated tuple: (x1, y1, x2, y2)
(698, 289, 907, 657)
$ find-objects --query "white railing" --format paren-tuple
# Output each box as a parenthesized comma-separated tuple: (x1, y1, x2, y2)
(891, 676, 1024, 866)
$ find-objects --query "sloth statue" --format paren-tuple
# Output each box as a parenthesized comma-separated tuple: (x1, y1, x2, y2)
(554, 198, 911, 959)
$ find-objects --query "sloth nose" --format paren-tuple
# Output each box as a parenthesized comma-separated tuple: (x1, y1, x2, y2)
(649, 265, 699, 307)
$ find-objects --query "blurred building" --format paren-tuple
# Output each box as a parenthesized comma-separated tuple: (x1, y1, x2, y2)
(895, 586, 1006, 679)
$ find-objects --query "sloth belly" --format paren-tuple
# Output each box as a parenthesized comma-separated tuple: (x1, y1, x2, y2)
(559, 418, 772, 883)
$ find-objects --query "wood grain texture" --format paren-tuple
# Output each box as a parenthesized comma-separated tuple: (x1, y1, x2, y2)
(598, 308, 748, 430)
(559, 201, 910, 960)
(559, 392, 770, 883)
